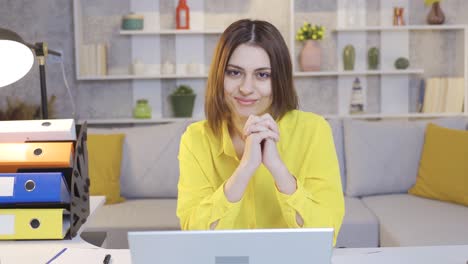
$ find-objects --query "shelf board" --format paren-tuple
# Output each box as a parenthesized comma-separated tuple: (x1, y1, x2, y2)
(78, 74, 208, 80)
(334, 25, 467, 32)
(324, 112, 467, 119)
(120, 29, 224, 35)
(80, 113, 467, 124)
(293, 69, 424, 77)
(80, 117, 200, 125)
(80, 70, 423, 80)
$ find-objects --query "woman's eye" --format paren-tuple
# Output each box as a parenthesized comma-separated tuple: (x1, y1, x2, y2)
(257, 72, 271, 79)
(226, 69, 241, 77)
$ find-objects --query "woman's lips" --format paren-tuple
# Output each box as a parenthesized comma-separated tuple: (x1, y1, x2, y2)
(235, 97, 258, 105)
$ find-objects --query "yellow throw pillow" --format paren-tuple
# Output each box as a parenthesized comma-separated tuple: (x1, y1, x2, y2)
(409, 123, 468, 206)
(87, 134, 125, 204)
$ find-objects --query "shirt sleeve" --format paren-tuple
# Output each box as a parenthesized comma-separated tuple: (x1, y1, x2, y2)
(176, 133, 243, 230)
(275, 117, 345, 246)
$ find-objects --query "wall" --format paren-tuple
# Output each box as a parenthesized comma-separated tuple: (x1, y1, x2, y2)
(0, 0, 465, 119)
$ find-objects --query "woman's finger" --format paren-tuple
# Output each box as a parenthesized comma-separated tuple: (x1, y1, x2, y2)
(244, 124, 270, 137)
(252, 129, 279, 143)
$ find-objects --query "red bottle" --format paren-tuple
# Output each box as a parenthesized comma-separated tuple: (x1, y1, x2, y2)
(176, 0, 190, 30)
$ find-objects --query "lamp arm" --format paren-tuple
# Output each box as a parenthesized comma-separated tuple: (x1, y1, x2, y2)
(25, 42, 62, 57)
(25, 42, 61, 119)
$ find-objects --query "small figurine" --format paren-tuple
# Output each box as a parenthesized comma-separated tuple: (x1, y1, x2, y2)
(350, 78, 364, 114)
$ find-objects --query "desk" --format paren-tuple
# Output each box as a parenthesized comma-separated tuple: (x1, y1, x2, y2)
(332, 245, 468, 264)
(1, 244, 467, 263)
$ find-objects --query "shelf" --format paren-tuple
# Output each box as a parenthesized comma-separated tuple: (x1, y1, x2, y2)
(79, 69, 424, 80)
(324, 112, 467, 119)
(80, 112, 467, 125)
(293, 69, 424, 77)
(120, 29, 224, 35)
(80, 117, 201, 125)
(334, 25, 467, 32)
(78, 74, 209, 81)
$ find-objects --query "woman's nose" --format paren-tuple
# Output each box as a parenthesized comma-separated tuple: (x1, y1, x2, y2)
(239, 75, 254, 95)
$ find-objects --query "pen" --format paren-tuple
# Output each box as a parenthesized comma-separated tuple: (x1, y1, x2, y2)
(46, 248, 68, 264)
(103, 254, 112, 264)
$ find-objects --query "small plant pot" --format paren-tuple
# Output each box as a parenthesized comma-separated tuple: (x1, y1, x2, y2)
(171, 94, 196, 117)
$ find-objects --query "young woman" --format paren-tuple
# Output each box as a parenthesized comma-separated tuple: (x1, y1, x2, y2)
(176, 19, 344, 245)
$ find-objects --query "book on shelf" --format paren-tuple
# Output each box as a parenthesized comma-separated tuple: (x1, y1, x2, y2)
(79, 43, 108, 77)
(422, 77, 465, 113)
(417, 79, 425, 112)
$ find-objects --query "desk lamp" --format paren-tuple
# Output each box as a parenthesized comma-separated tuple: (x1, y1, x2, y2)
(0, 28, 62, 119)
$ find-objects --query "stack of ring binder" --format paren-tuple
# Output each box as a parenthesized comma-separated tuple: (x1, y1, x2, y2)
(0, 119, 89, 240)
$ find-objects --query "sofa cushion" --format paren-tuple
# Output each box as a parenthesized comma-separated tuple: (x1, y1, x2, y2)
(88, 133, 126, 204)
(343, 118, 467, 197)
(362, 194, 468, 247)
(327, 119, 346, 191)
(336, 196, 379, 248)
(409, 124, 468, 206)
(117, 122, 190, 198)
(89, 121, 190, 198)
(85, 199, 180, 231)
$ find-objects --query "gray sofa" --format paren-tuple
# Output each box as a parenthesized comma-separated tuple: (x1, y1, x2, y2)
(83, 116, 468, 249)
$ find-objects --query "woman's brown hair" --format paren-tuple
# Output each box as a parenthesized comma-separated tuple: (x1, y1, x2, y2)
(205, 19, 298, 136)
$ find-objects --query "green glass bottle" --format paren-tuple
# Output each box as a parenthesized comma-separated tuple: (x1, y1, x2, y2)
(133, 99, 152, 119)
(368, 47, 379, 70)
(343, 45, 355, 71)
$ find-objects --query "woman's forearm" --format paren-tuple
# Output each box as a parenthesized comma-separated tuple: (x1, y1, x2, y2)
(224, 163, 256, 202)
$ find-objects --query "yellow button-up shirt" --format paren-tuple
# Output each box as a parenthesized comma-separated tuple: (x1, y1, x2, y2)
(176, 110, 344, 244)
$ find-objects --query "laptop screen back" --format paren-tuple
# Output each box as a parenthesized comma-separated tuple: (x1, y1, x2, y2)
(128, 228, 333, 264)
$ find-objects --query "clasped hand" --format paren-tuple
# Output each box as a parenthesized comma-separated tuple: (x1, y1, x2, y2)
(239, 113, 282, 172)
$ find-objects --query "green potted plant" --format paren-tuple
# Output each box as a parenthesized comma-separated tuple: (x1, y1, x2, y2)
(171, 85, 196, 117)
(296, 22, 325, 71)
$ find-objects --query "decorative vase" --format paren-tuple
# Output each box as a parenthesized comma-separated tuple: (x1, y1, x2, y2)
(171, 94, 196, 117)
(299, 40, 321, 71)
(176, 0, 190, 29)
(343, 45, 355, 71)
(427, 2, 445, 25)
(133, 99, 152, 119)
(367, 47, 379, 70)
(122, 13, 144, 30)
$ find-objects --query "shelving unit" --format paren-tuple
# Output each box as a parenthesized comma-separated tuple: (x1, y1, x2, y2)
(291, 0, 467, 118)
(73, 0, 224, 121)
(74, 0, 467, 124)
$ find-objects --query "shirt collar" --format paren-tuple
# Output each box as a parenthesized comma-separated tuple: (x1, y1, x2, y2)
(217, 120, 237, 159)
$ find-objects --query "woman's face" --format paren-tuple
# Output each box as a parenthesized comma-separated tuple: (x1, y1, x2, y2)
(224, 44, 272, 120)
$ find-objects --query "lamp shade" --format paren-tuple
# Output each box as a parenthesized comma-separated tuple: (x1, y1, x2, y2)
(0, 28, 34, 87)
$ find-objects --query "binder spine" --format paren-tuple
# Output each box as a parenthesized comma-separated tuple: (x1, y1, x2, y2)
(0, 172, 68, 204)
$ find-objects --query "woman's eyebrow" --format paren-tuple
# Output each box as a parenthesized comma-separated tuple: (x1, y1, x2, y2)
(254, 67, 271, 71)
(226, 64, 243, 70)
(226, 64, 271, 71)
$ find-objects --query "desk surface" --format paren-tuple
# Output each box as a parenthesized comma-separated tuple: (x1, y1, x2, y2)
(1, 244, 467, 264)
(332, 245, 468, 264)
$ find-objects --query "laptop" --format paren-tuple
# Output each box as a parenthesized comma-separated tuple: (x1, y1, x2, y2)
(128, 228, 334, 264)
